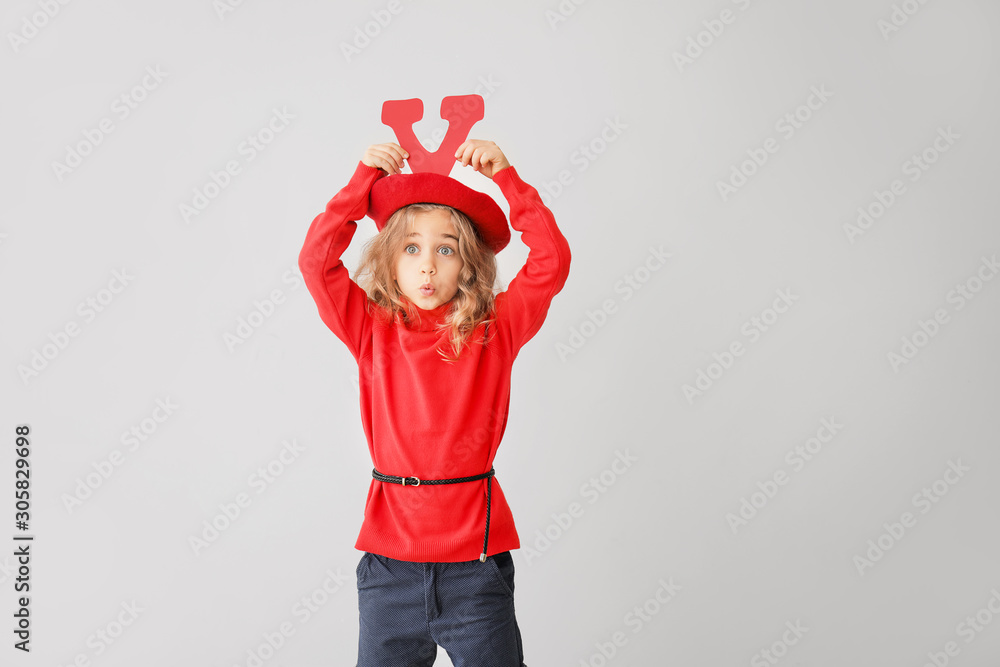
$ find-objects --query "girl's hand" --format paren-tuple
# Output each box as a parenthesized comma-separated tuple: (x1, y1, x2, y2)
(362, 142, 409, 175)
(454, 140, 510, 180)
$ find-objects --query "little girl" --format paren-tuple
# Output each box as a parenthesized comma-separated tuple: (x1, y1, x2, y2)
(298, 138, 571, 666)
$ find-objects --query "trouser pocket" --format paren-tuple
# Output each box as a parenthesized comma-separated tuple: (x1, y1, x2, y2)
(355, 552, 370, 586)
(486, 550, 515, 598)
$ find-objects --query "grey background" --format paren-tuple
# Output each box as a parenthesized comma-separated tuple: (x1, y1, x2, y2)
(3, 0, 1000, 665)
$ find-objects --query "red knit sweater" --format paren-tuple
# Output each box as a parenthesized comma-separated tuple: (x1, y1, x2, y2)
(298, 160, 571, 562)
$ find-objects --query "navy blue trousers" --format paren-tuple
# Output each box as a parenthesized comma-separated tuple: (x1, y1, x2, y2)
(356, 550, 526, 666)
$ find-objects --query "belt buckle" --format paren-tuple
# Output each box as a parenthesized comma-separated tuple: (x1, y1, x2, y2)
(401, 475, 420, 487)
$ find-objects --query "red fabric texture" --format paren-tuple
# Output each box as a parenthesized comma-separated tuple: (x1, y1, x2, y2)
(298, 160, 571, 562)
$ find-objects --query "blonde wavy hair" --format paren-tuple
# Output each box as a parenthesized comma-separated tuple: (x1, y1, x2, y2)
(354, 203, 500, 362)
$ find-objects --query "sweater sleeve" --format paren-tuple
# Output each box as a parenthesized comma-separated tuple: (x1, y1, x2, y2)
(491, 166, 572, 353)
(298, 160, 385, 362)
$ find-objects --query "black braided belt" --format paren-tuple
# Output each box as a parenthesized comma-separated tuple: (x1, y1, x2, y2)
(372, 467, 496, 563)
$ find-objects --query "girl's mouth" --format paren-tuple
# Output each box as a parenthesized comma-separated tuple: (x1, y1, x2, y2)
(419, 287, 435, 296)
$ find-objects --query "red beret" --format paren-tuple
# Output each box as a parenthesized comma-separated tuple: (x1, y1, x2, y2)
(368, 172, 510, 255)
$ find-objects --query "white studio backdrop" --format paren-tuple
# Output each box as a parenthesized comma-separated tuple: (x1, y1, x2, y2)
(2, 0, 1000, 665)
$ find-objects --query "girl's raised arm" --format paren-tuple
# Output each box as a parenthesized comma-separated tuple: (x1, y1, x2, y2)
(298, 155, 388, 362)
(452, 140, 572, 352)
(492, 166, 573, 353)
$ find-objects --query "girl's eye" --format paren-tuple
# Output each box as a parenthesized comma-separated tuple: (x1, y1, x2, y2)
(404, 244, 455, 256)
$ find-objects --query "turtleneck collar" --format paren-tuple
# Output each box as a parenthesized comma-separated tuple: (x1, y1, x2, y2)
(399, 294, 453, 332)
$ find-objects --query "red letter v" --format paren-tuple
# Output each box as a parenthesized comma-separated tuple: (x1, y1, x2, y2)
(381, 94, 485, 176)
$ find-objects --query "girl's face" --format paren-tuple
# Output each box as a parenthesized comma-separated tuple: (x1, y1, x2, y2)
(392, 208, 465, 310)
